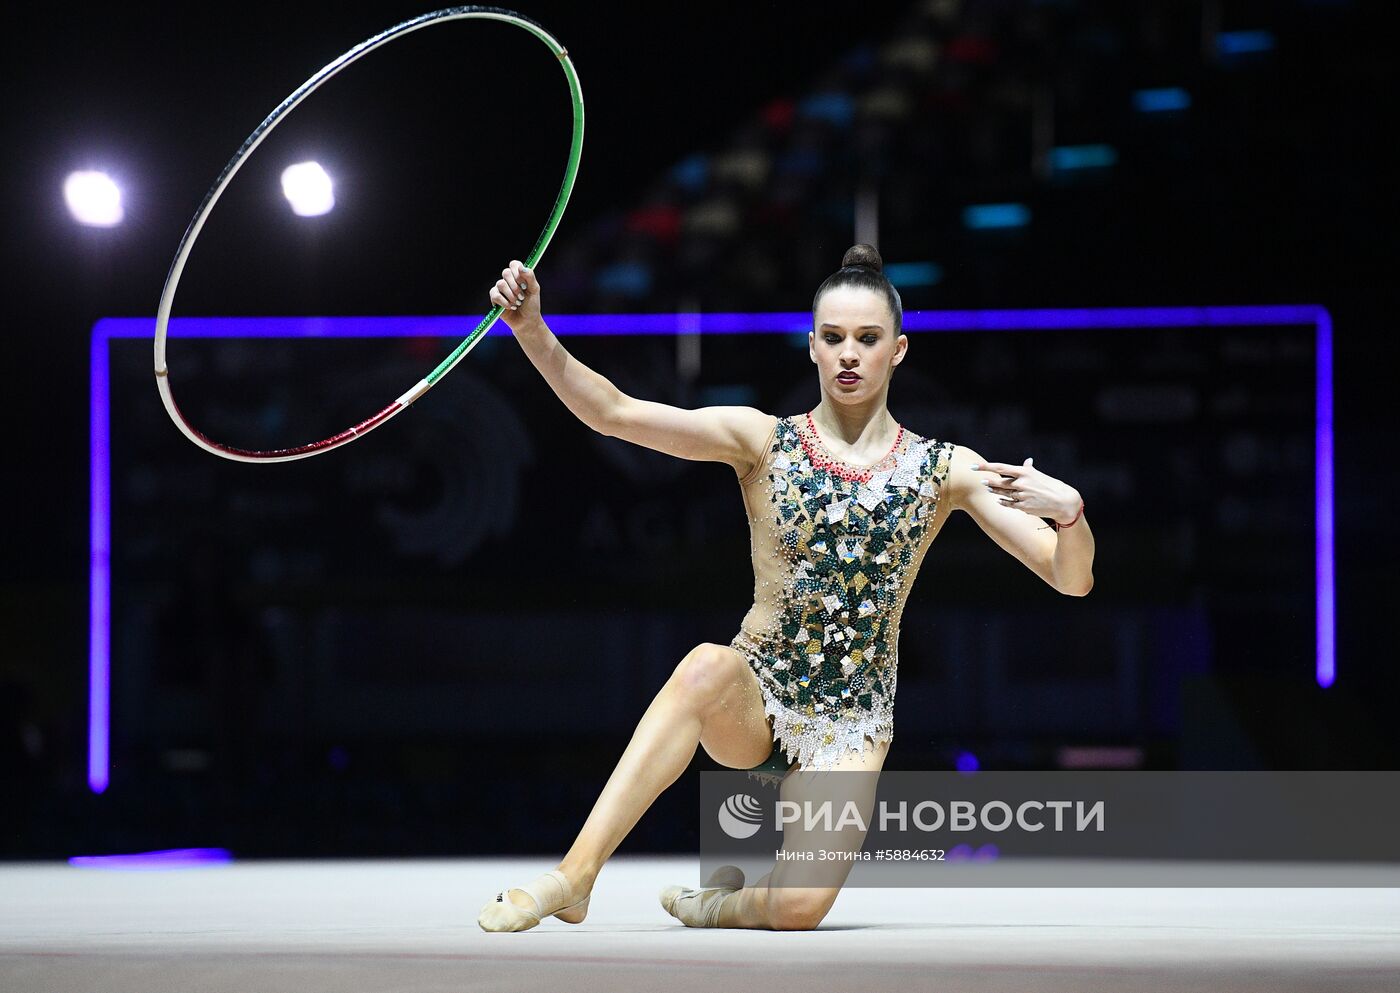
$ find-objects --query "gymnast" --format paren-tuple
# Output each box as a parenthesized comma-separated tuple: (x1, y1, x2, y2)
(477, 243, 1093, 932)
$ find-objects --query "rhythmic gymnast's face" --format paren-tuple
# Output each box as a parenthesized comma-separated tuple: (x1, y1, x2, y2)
(809, 285, 907, 405)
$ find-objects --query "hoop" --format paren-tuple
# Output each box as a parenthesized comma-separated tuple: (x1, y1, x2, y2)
(153, 6, 584, 462)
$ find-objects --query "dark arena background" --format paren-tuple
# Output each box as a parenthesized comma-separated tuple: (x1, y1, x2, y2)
(3, 2, 1398, 991)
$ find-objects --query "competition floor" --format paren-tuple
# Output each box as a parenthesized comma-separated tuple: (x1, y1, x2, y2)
(2, 856, 1398, 992)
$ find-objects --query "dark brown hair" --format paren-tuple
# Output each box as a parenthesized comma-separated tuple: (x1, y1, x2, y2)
(811, 243, 903, 335)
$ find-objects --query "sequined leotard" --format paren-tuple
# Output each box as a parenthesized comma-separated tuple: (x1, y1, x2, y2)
(730, 412, 956, 772)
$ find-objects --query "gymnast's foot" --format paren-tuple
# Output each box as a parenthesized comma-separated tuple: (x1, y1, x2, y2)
(659, 864, 746, 928)
(478, 863, 596, 932)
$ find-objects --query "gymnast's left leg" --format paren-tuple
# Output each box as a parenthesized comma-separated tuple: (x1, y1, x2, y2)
(661, 734, 890, 930)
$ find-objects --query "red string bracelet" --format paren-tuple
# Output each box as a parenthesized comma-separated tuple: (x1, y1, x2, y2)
(1051, 500, 1085, 531)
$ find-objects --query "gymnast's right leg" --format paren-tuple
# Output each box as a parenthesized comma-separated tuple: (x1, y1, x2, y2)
(478, 642, 775, 931)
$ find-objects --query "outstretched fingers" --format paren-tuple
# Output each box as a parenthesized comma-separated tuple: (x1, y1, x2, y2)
(970, 461, 1024, 478)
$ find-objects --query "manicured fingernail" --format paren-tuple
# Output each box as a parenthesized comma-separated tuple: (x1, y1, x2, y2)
(970, 464, 980, 470)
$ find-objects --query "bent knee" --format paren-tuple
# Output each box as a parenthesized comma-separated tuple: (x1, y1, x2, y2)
(766, 892, 832, 931)
(671, 643, 748, 702)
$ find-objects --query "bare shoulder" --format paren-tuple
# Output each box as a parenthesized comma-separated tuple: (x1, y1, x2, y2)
(943, 442, 988, 512)
(722, 407, 780, 479)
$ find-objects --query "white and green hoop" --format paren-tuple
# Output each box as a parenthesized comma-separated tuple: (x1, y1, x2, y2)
(153, 6, 584, 462)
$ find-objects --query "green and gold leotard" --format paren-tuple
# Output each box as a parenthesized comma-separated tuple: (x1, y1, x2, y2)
(730, 412, 956, 773)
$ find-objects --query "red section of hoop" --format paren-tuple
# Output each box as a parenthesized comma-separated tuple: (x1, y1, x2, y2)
(175, 401, 402, 460)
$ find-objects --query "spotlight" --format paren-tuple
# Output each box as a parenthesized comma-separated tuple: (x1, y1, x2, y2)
(64, 171, 124, 227)
(280, 161, 335, 216)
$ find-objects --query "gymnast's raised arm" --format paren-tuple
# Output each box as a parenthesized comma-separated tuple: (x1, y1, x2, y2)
(491, 259, 775, 479)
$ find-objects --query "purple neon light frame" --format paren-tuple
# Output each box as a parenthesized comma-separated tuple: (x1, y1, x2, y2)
(89, 306, 1335, 794)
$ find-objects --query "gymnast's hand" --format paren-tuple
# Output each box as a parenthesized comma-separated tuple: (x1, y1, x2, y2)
(977, 457, 1083, 524)
(490, 259, 542, 333)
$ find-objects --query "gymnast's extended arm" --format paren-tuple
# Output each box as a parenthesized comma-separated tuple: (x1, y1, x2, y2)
(490, 260, 774, 479)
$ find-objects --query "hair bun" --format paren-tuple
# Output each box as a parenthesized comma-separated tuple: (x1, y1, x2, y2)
(841, 243, 883, 274)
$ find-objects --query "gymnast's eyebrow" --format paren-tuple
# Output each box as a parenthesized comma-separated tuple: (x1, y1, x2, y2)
(820, 323, 883, 330)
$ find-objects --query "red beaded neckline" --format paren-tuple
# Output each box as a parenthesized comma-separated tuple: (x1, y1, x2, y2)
(799, 411, 905, 483)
